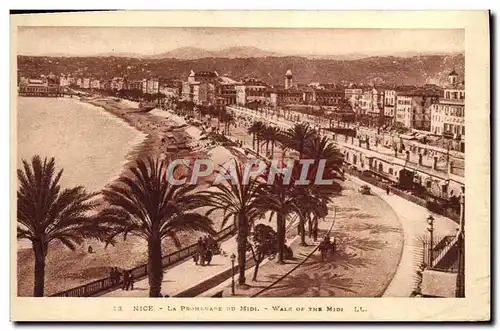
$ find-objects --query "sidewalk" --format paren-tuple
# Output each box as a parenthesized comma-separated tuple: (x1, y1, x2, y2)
(199, 205, 336, 297)
(348, 176, 458, 297)
(102, 213, 300, 298)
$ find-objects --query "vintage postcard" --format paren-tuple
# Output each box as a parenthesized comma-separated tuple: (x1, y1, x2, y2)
(10, 10, 490, 322)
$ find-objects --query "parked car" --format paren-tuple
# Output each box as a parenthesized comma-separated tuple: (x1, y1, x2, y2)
(359, 185, 371, 195)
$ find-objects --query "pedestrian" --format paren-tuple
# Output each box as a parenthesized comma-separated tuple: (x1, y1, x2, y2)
(319, 239, 328, 262)
(331, 237, 336, 255)
(198, 237, 206, 266)
(128, 274, 134, 291)
(109, 267, 117, 284)
(386, 185, 390, 195)
(205, 248, 213, 265)
(122, 270, 130, 291)
(88, 245, 94, 254)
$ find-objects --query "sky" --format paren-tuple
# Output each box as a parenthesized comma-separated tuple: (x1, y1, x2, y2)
(17, 27, 464, 57)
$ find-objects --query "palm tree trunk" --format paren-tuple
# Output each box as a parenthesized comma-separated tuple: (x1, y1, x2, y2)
(277, 213, 286, 263)
(252, 256, 262, 281)
(299, 218, 307, 246)
(271, 141, 275, 156)
(147, 237, 163, 297)
(308, 217, 314, 238)
(33, 240, 47, 297)
(237, 215, 248, 285)
(252, 134, 256, 150)
(313, 218, 319, 242)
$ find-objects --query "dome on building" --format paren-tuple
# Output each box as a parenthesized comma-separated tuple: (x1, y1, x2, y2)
(286, 69, 293, 77)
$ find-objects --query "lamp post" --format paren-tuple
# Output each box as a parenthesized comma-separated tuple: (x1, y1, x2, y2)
(427, 215, 435, 266)
(230, 253, 236, 295)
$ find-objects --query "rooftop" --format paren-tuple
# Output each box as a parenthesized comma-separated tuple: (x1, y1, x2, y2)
(190, 70, 219, 78)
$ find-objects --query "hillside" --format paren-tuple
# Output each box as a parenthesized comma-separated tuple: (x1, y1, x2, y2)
(17, 53, 464, 86)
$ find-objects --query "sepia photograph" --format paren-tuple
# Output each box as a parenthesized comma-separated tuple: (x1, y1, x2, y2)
(9, 10, 490, 322)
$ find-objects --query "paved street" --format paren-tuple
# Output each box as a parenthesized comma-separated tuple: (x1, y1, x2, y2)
(256, 178, 457, 297)
(259, 178, 405, 297)
(102, 107, 460, 298)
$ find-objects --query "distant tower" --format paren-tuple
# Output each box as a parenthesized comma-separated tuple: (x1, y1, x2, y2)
(285, 70, 293, 89)
(448, 69, 458, 86)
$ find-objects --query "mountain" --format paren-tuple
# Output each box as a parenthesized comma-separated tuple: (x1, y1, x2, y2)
(94, 52, 145, 58)
(145, 46, 282, 60)
(20, 46, 464, 61)
(214, 46, 282, 59)
(147, 47, 216, 60)
(17, 54, 465, 86)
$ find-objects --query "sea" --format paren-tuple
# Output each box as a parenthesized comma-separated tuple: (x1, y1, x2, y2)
(16, 97, 146, 249)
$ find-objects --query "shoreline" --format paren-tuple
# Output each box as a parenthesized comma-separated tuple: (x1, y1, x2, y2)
(16, 96, 241, 296)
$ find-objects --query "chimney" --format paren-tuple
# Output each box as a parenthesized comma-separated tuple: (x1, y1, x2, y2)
(394, 146, 398, 157)
(433, 156, 438, 169)
(366, 140, 370, 150)
(405, 150, 410, 161)
(448, 160, 454, 174)
(418, 153, 423, 165)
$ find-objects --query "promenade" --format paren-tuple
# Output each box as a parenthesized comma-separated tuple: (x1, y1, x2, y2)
(102, 210, 300, 297)
(99, 105, 458, 298)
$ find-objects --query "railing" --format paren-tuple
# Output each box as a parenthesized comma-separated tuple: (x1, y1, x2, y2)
(431, 236, 459, 269)
(422, 235, 460, 273)
(50, 224, 236, 297)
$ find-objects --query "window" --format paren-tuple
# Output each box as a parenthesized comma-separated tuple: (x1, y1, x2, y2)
(462, 126, 465, 135)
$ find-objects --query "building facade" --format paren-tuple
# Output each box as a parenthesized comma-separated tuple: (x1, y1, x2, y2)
(18, 78, 61, 96)
(383, 89, 397, 124)
(315, 89, 344, 106)
(430, 71, 465, 140)
(396, 94, 413, 128)
(345, 87, 363, 112)
(235, 78, 268, 106)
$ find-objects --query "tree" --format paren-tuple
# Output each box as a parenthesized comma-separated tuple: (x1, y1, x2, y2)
(204, 161, 265, 285)
(295, 136, 344, 245)
(17, 156, 108, 297)
(98, 157, 215, 297)
(285, 123, 317, 158)
(256, 165, 303, 263)
(248, 224, 277, 281)
(260, 125, 281, 157)
(220, 110, 235, 135)
(247, 121, 266, 154)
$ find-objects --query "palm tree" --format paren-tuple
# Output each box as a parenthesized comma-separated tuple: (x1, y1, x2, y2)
(259, 125, 281, 157)
(256, 165, 303, 263)
(247, 121, 266, 154)
(98, 157, 215, 297)
(17, 155, 108, 297)
(304, 135, 345, 182)
(285, 123, 317, 158)
(221, 110, 235, 135)
(204, 161, 265, 285)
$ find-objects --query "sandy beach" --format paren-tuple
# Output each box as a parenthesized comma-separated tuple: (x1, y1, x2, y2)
(17, 96, 240, 296)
